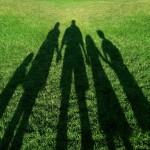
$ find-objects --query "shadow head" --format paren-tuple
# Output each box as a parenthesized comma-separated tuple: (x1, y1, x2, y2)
(71, 20, 76, 26)
(86, 35, 93, 44)
(86, 34, 95, 46)
(54, 22, 60, 29)
(97, 30, 105, 39)
(23, 53, 34, 65)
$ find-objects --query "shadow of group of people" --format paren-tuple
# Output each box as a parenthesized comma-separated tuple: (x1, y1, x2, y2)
(0, 20, 149, 150)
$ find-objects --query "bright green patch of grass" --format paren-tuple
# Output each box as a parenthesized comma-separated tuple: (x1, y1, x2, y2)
(0, 0, 150, 149)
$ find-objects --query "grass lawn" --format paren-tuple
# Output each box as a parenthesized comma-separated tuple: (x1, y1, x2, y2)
(0, 0, 150, 149)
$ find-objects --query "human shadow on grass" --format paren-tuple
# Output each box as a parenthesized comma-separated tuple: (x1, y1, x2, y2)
(0, 22, 60, 150)
(86, 35, 133, 150)
(97, 30, 150, 131)
(56, 20, 94, 150)
(0, 54, 33, 118)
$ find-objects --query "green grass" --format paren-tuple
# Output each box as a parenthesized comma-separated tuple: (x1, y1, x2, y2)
(0, 0, 150, 149)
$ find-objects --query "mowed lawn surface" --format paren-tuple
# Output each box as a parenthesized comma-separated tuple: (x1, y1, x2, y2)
(0, 0, 150, 149)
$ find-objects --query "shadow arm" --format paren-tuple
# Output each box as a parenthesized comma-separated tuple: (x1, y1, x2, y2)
(79, 31, 90, 65)
(98, 49, 111, 65)
(56, 30, 67, 63)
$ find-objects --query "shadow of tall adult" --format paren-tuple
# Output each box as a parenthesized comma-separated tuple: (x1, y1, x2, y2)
(0, 22, 60, 150)
(56, 20, 93, 150)
(97, 30, 150, 131)
(0, 53, 33, 118)
(86, 35, 133, 150)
